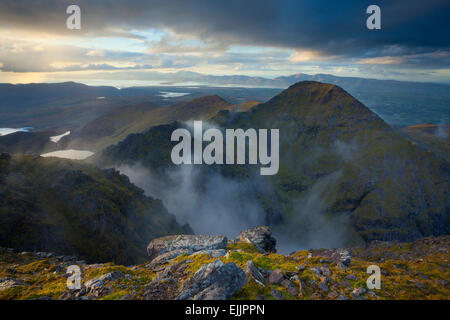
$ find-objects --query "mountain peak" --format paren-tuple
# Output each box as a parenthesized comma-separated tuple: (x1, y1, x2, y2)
(176, 95, 230, 109)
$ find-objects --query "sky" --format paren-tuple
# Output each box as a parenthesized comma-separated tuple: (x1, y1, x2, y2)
(0, 0, 449, 85)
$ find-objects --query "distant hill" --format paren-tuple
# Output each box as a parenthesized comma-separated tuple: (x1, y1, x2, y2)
(119, 72, 450, 125)
(0, 153, 191, 264)
(99, 81, 449, 246)
(0, 82, 155, 130)
(64, 95, 254, 152)
(401, 124, 450, 162)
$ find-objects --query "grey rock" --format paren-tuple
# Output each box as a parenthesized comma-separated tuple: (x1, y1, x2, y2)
(243, 260, 265, 285)
(236, 226, 276, 253)
(318, 281, 329, 292)
(147, 235, 228, 262)
(296, 264, 306, 272)
(151, 249, 192, 264)
(176, 260, 246, 300)
(84, 271, 125, 292)
(334, 249, 352, 267)
(0, 278, 25, 291)
(268, 269, 284, 284)
(319, 266, 332, 277)
(271, 289, 285, 300)
(309, 267, 322, 276)
(351, 287, 366, 297)
(191, 249, 227, 258)
(281, 279, 299, 296)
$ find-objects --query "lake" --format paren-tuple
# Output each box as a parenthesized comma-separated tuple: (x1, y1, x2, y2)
(41, 149, 94, 160)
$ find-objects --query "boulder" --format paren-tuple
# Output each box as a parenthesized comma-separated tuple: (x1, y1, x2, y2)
(334, 249, 352, 267)
(191, 249, 227, 258)
(271, 289, 285, 300)
(268, 269, 284, 284)
(150, 249, 191, 265)
(0, 278, 24, 291)
(147, 235, 228, 262)
(281, 279, 299, 296)
(243, 260, 265, 285)
(236, 226, 276, 253)
(319, 266, 332, 277)
(84, 271, 125, 293)
(176, 260, 247, 300)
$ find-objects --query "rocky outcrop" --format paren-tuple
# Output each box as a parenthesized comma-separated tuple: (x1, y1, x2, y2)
(147, 235, 228, 262)
(309, 248, 352, 267)
(176, 260, 247, 300)
(268, 269, 284, 284)
(84, 271, 125, 294)
(1, 236, 449, 300)
(243, 260, 265, 285)
(236, 226, 276, 253)
(0, 278, 24, 291)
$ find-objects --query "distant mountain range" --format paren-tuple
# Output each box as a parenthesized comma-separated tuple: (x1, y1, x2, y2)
(1, 72, 449, 130)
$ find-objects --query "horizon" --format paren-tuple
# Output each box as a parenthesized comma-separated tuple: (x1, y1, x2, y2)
(2, 71, 450, 89)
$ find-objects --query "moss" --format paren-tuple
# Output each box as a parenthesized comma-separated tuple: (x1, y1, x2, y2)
(101, 290, 128, 300)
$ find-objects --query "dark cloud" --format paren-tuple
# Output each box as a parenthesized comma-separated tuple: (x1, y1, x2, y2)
(0, 0, 448, 59)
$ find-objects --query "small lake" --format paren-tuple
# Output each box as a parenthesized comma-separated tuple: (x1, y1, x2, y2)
(50, 131, 71, 143)
(158, 92, 190, 98)
(41, 149, 94, 160)
(0, 127, 33, 136)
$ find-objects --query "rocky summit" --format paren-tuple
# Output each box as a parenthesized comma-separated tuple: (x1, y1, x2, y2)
(236, 226, 277, 254)
(0, 227, 448, 300)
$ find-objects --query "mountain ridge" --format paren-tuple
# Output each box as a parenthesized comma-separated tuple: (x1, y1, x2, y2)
(98, 81, 449, 246)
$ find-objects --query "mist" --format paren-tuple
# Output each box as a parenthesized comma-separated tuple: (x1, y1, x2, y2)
(274, 170, 351, 254)
(116, 132, 358, 252)
(118, 163, 266, 239)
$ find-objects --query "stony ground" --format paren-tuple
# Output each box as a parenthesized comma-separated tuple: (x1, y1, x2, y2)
(0, 235, 449, 300)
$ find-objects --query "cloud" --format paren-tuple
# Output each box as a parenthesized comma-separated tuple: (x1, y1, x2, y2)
(357, 56, 405, 65)
(0, 1, 449, 81)
(0, 1, 448, 57)
(117, 163, 267, 238)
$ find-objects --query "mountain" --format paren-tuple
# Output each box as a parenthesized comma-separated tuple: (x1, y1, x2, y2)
(98, 81, 449, 246)
(118, 72, 450, 125)
(401, 124, 450, 162)
(0, 153, 191, 265)
(64, 95, 251, 152)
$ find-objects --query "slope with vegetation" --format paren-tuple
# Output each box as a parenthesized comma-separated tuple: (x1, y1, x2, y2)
(0, 232, 448, 300)
(65, 95, 258, 152)
(0, 153, 191, 265)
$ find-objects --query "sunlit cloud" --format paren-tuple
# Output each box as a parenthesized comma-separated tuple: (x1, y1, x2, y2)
(0, 1, 448, 83)
(357, 56, 405, 65)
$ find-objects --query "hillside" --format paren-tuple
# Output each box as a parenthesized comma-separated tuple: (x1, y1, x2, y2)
(65, 95, 252, 152)
(401, 124, 450, 162)
(0, 131, 59, 155)
(0, 153, 191, 265)
(98, 81, 450, 246)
